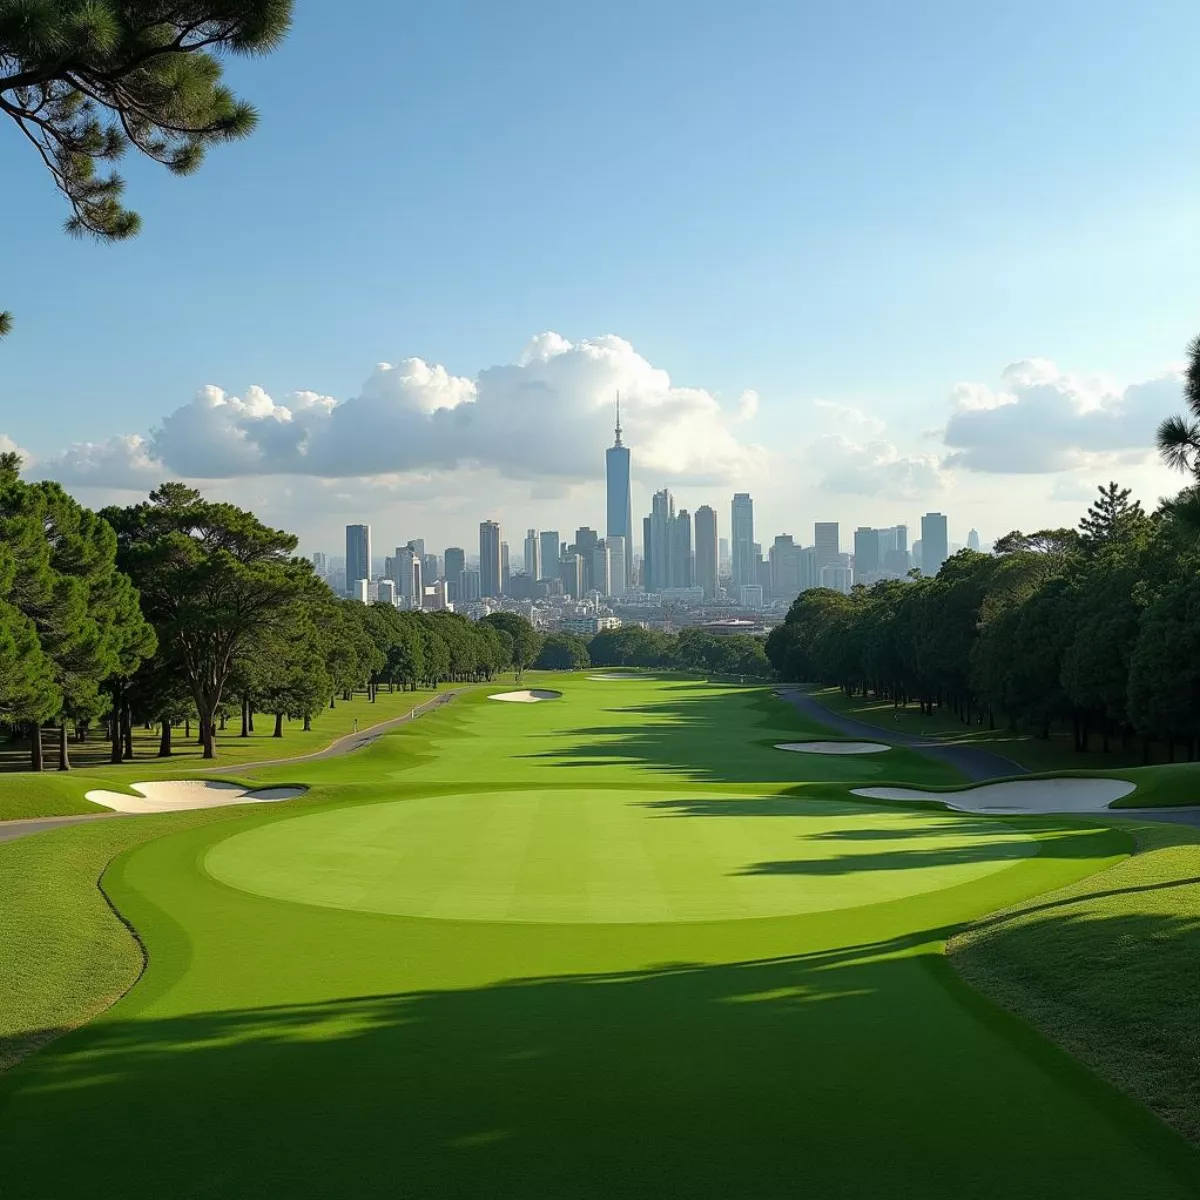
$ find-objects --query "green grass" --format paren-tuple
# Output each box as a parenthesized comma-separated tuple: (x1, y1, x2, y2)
(0, 684, 472, 819)
(811, 686, 1175, 773)
(3, 674, 1200, 1197)
(951, 819, 1200, 1144)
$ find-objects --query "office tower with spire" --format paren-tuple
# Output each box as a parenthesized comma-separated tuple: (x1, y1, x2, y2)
(479, 520, 502, 598)
(731, 494, 754, 587)
(606, 394, 634, 587)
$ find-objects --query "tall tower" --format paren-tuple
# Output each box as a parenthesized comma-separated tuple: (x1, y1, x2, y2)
(345, 524, 371, 596)
(921, 512, 949, 576)
(694, 505, 718, 598)
(731, 494, 754, 588)
(605, 393, 633, 586)
(479, 520, 502, 598)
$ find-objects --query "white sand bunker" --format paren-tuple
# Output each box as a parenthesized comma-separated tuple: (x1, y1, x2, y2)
(85, 780, 305, 814)
(852, 777, 1136, 815)
(776, 741, 890, 755)
(488, 689, 563, 703)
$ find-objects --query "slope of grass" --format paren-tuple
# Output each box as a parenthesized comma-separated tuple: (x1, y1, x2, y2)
(3, 675, 1199, 1197)
(0, 684, 473, 819)
(951, 820, 1200, 1144)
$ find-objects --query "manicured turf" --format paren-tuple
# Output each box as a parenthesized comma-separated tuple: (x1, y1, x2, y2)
(2, 674, 1199, 1198)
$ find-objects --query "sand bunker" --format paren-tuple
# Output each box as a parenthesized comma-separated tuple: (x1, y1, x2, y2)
(84, 780, 305, 814)
(487, 689, 563, 703)
(776, 741, 890, 755)
(852, 777, 1136, 815)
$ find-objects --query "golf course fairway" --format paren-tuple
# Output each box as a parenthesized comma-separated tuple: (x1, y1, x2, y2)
(2, 674, 1198, 1197)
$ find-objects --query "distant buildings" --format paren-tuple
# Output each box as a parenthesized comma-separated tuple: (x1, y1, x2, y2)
(921, 513, 949, 576)
(731, 493, 754, 588)
(605, 398, 634, 586)
(345, 524, 370, 598)
(967, 528, 981, 551)
(539, 531, 560, 581)
(459, 567, 481, 602)
(479, 520, 502, 598)
(814, 522, 840, 573)
(524, 528, 541, 581)
(311, 551, 327, 575)
(444, 547, 465, 602)
(377, 579, 396, 606)
(572, 527, 599, 593)
(559, 552, 583, 599)
(769, 535, 801, 603)
(607, 535, 627, 596)
(694, 505, 718, 599)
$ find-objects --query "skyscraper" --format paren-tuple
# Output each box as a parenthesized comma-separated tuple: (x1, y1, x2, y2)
(345, 524, 371, 596)
(853, 527, 881, 577)
(921, 513, 949, 576)
(573, 527, 599, 593)
(644, 488, 675, 592)
(592, 540, 612, 597)
(501, 541, 511, 595)
(607, 535, 627, 596)
(443, 547, 465, 601)
(559, 553, 583, 599)
(731, 494, 754, 587)
(524, 529, 541, 581)
(392, 544, 422, 608)
(694, 505, 718, 598)
(770, 535, 801, 602)
(479, 521, 502, 598)
(967, 528, 981, 551)
(671, 508, 694, 589)
(814, 522, 840, 572)
(605, 395, 633, 586)
(539, 531, 559, 581)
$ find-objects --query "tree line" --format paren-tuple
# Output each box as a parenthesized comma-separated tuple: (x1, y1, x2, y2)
(766, 482, 1200, 760)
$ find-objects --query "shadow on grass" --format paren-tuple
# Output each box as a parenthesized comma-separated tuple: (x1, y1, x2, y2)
(5, 915, 1200, 1199)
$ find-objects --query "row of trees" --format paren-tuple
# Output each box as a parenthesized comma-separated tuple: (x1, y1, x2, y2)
(766, 482, 1200, 759)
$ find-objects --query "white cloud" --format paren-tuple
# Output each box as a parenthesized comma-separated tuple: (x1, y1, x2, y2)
(943, 359, 1182, 473)
(807, 403, 951, 500)
(36, 333, 765, 489)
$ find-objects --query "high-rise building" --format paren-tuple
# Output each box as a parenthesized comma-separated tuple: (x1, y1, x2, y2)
(377, 579, 396, 606)
(407, 538, 426, 561)
(501, 541, 511, 595)
(524, 529, 541, 581)
(607, 535, 627, 597)
(671, 509, 693, 589)
(921, 513, 949, 576)
(479, 521, 502, 598)
(459, 568, 481, 602)
(967, 528, 981, 551)
(443, 547, 465, 601)
(352, 578, 370, 603)
(345, 524, 371, 597)
(605, 396, 634, 586)
(422, 553, 439, 584)
(814, 522, 840, 572)
(573, 527, 599, 593)
(390, 545, 423, 608)
(539, 531, 559, 581)
(770, 535, 801, 603)
(643, 488, 675, 593)
(694, 505, 719, 599)
(853, 527, 881, 578)
(592, 540, 612, 597)
(820, 556, 854, 595)
(731, 494, 754, 587)
(798, 546, 818, 591)
(311, 551, 327, 576)
(718, 537, 730, 575)
(559, 553, 583, 599)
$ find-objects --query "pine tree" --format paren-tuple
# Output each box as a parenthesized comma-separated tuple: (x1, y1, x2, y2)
(1079, 482, 1146, 548)
(1, 0, 292, 336)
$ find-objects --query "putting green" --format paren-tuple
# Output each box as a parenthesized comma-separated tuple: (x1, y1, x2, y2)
(205, 789, 1038, 923)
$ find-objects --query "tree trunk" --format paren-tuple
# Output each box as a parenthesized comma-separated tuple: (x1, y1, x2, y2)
(219, 711, 227, 731)
(30, 723, 43, 772)
(201, 712, 216, 760)
(185, 717, 191, 739)
(303, 714, 312, 731)
(241, 694, 250, 738)
(248, 708, 255, 733)
(58, 719, 70, 771)
(159, 718, 172, 757)
(329, 695, 336, 708)
(273, 712, 284, 738)
(122, 706, 133, 759)
(111, 689, 124, 763)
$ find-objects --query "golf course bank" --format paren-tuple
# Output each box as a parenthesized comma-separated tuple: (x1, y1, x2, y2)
(3, 674, 1200, 1198)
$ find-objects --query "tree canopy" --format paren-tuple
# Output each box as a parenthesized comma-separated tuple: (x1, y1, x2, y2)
(1, 0, 292, 336)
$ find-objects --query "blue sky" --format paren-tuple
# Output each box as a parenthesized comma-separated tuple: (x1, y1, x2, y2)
(3, 0, 1198, 552)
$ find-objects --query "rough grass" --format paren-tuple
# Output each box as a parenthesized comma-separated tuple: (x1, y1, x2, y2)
(0, 809, 245, 1070)
(951, 819, 1200, 1145)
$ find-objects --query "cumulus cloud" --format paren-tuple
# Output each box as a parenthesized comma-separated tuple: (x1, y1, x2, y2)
(36, 333, 765, 489)
(943, 359, 1182, 473)
(808, 404, 951, 500)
